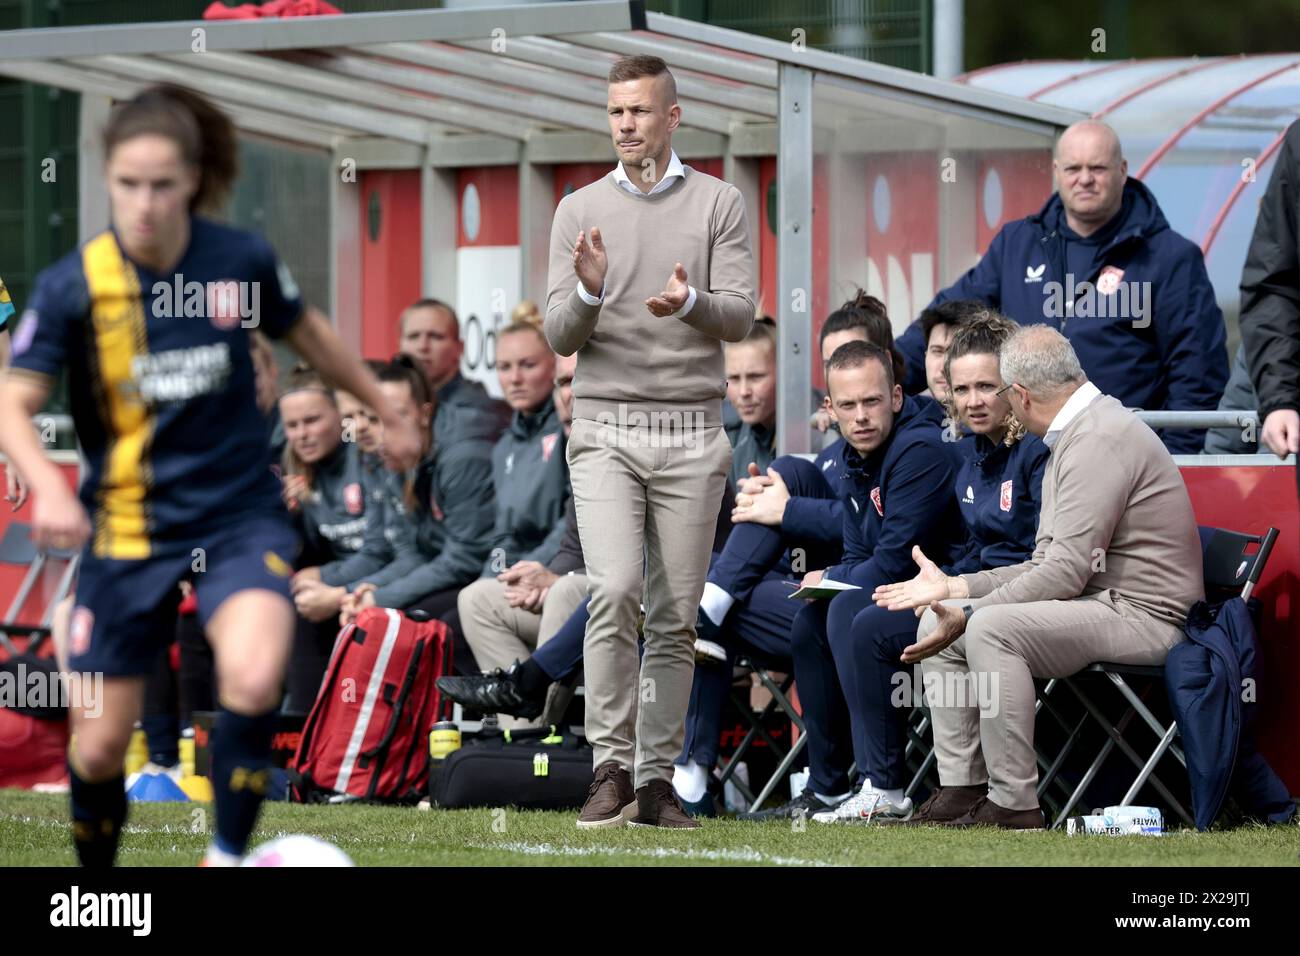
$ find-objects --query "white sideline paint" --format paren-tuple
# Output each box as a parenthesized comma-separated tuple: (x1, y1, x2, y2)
(466, 840, 833, 867)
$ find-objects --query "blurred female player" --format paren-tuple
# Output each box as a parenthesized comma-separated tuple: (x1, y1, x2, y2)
(0, 83, 420, 867)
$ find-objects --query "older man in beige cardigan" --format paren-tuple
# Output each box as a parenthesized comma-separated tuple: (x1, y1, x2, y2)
(873, 325, 1202, 829)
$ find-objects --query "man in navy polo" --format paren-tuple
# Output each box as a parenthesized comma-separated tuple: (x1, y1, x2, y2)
(777, 340, 964, 821)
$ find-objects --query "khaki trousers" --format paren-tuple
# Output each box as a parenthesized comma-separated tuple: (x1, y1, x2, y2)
(566, 416, 732, 786)
(917, 591, 1183, 810)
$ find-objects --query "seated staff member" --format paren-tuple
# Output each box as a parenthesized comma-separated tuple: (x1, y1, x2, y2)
(781, 341, 963, 821)
(479, 320, 570, 576)
(279, 366, 369, 567)
(339, 355, 495, 626)
(811, 312, 1049, 825)
(346, 324, 567, 674)
(697, 293, 915, 664)
(875, 326, 1201, 829)
(398, 298, 510, 448)
(725, 317, 779, 491)
(289, 361, 399, 621)
(433, 319, 569, 673)
(276, 367, 372, 711)
(941, 315, 1049, 576)
(810, 293, 889, 446)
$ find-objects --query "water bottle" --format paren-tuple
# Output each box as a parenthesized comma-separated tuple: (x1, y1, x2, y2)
(1066, 805, 1163, 836)
(428, 720, 461, 761)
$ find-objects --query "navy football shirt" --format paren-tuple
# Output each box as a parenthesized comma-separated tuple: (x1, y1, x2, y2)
(10, 218, 303, 558)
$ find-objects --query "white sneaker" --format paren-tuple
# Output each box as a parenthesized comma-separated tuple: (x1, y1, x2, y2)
(694, 639, 727, 663)
(812, 781, 913, 824)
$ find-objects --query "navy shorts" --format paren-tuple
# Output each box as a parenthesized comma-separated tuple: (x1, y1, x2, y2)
(68, 513, 299, 677)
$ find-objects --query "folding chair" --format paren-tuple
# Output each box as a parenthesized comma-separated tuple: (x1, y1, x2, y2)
(715, 653, 808, 812)
(902, 705, 936, 799)
(902, 688, 1108, 817)
(0, 521, 80, 658)
(1037, 525, 1279, 829)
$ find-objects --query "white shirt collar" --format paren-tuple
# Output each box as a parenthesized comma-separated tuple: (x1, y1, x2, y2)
(611, 149, 685, 197)
(1043, 381, 1102, 449)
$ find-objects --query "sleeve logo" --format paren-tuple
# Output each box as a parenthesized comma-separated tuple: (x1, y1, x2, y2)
(276, 261, 300, 302)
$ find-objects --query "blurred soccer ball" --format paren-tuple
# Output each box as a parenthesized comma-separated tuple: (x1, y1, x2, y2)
(240, 835, 354, 867)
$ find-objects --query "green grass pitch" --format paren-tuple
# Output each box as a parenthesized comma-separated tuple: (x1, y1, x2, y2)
(2, 789, 1297, 866)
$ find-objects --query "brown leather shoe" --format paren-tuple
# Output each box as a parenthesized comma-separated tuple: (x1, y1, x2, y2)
(628, 779, 701, 829)
(903, 784, 987, 826)
(576, 761, 637, 829)
(944, 795, 1045, 830)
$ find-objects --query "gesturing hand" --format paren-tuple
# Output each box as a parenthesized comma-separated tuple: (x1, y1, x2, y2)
(872, 546, 953, 612)
(646, 263, 690, 317)
(573, 228, 607, 299)
(900, 601, 967, 664)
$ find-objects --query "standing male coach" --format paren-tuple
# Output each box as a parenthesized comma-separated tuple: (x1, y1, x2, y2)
(544, 55, 756, 830)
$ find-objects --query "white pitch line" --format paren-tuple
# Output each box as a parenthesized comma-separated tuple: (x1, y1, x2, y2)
(466, 840, 835, 867)
(0, 813, 180, 836)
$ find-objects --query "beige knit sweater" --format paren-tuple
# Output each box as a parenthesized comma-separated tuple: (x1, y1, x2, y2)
(544, 166, 756, 427)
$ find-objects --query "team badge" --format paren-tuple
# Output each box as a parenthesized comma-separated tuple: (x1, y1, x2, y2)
(541, 433, 559, 463)
(264, 551, 292, 578)
(1000, 480, 1013, 512)
(343, 482, 364, 515)
(207, 280, 243, 331)
(870, 486, 883, 516)
(1097, 265, 1125, 296)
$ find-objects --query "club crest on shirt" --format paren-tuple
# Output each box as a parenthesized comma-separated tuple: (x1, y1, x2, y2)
(870, 486, 883, 516)
(1097, 265, 1125, 296)
(1000, 479, 1014, 512)
(70, 606, 94, 657)
(541, 432, 559, 463)
(429, 492, 444, 521)
(343, 482, 364, 516)
(207, 279, 244, 331)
